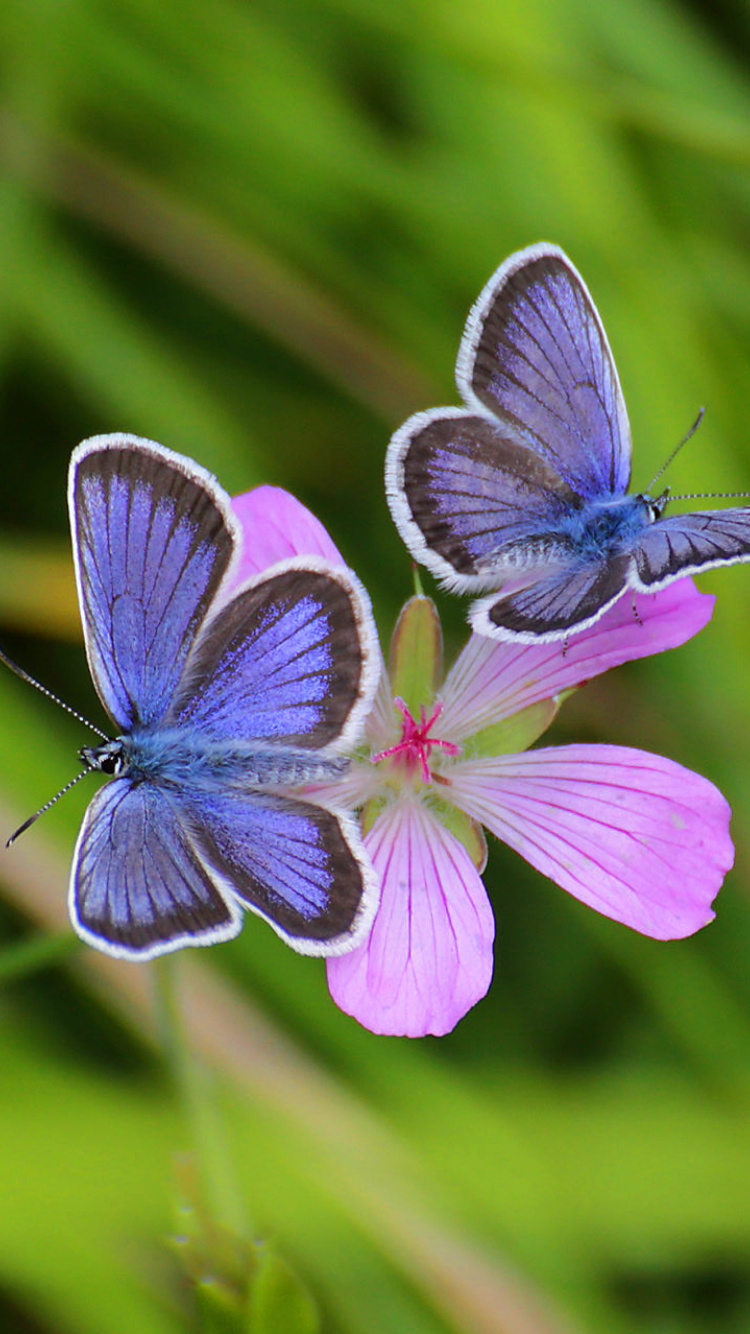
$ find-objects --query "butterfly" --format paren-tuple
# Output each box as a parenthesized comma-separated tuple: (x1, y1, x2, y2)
(386, 242, 750, 641)
(32, 434, 379, 960)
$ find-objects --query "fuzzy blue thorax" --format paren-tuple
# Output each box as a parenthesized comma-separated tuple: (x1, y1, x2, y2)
(560, 492, 661, 561)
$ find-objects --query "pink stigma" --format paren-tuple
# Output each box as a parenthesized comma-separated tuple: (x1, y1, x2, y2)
(372, 697, 461, 782)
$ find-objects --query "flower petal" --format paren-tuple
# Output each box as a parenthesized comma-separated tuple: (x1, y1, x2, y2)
(440, 580, 713, 740)
(450, 745, 732, 939)
(230, 485, 345, 586)
(304, 761, 382, 814)
(327, 798, 495, 1036)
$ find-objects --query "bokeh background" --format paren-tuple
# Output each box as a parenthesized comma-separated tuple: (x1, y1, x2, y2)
(1, 0, 750, 1330)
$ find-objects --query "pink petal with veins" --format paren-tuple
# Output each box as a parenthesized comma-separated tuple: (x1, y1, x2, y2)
(450, 744, 732, 939)
(230, 485, 345, 586)
(440, 580, 713, 741)
(327, 797, 494, 1036)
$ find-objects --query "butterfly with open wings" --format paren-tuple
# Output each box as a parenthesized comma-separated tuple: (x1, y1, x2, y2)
(44, 435, 380, 961)
(386, 243, 750, 641)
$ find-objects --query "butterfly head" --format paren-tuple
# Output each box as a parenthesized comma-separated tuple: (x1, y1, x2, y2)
(649, 487, 671, 520)
(79, 739, 127, 777)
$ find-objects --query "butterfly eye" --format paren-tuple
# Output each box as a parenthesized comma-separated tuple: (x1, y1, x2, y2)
(649, 492, 669, 519)
(79, 741, 126, 776)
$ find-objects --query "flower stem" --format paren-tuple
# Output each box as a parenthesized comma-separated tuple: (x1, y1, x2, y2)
(153, 954, 246, 1236)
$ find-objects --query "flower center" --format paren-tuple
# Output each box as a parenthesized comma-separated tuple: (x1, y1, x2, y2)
(372, 697, 460, 783)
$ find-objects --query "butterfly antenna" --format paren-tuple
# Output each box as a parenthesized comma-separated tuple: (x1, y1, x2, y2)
(0, 644, 108, 740)
(6, 765, 93, 847)
(667, 489, 750, 501)
(646, 408, 705, 493)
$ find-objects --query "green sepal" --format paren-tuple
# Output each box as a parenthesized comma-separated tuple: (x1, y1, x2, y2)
(465, 697, 560, 758)
(556, 686, 579, 706)
(388, 595, 443, 715)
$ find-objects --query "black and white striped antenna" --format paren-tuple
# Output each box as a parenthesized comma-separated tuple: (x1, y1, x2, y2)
(647, 408, 750, 502)
(6, 767, 93, 846)
(0, 644, 106, 846)
(647, 408, 705, 494)
(0, 645, 107, 738)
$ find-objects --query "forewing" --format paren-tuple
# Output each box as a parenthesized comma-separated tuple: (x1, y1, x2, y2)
(634, 509, 750, 588)
(169, 558, 377, 753)
(458, 244, 632, 499)
(70, 434, 239, 730)
(386, 407, 582, 590)
(185, 787, 377, 955)
(471, 554, 632, 641)
(70, 779, 242, 960)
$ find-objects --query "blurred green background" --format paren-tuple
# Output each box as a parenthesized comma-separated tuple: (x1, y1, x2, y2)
(2, 0, 750, 1330)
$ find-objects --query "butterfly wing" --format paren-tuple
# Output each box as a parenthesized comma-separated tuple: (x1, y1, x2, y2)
(69, 439, 378, 957)
(163, 557, 378, 951)
(69, 434, 239, 730)
(459, 244, 632, 498)
(70, 779, 373, 958)
(386, 408, 585, 593)
(634, 509, 750, 588)
(168, 557, 378, 755)
(471, 554, 633, 641)
(386, 244, 632, 600)
(183, 788, 376, 955)
(70, 778, 242, 959)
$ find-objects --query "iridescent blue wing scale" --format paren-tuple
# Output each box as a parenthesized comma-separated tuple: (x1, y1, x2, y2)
(387, 408, 582, 592)
(70, 779, 242, 959)
(185, 789, 373, 954)
(472, 554, 632, 642)
(71, 780, 373, 959)
(69, 434, 239, 730)
(170, 559, 375, 753)
(633, 510, 750, 588)
(460, 244, 631, 497)
(162, 559, 378, 953)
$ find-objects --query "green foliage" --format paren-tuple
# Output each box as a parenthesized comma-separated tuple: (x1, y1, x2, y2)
(169, 1156, 320, 1334)
(2, 0, 750, 1331)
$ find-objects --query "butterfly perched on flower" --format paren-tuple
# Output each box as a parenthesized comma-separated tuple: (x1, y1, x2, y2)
(386, 242, 750, 641)
(20, 435, 379, 960)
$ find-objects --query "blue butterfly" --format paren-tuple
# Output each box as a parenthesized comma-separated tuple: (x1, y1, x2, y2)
(386, 242, 750, 641)
(20, 434, 379, 960)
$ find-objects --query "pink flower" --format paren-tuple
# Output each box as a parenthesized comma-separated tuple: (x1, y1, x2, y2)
(232, 486, 733, 1038)
(231, 486, 345, 579)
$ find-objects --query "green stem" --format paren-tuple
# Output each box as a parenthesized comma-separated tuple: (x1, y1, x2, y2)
(153, 954, 246, 1236)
